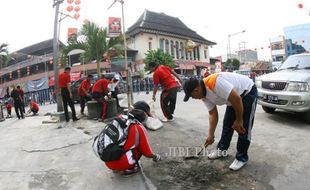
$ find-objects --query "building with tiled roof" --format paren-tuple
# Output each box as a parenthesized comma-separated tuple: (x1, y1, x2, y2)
(126, 10, 216, 76)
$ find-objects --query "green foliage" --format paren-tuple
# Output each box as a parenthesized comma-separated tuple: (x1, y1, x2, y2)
(61, 22, 123, 75)
(0, 43, 9, 69)
(144, 49, 174, 71)
(223, 58, 240, 71)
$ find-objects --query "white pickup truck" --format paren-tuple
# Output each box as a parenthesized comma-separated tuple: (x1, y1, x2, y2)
(256, 53, 310, 124)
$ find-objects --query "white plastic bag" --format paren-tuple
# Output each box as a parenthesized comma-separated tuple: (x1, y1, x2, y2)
(144, 100, 163, 130)
(148, 100, 156, 117)
(144, 116, 163, 130)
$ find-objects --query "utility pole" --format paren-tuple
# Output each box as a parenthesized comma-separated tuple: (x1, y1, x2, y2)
(53, 0, 64, 112)
(108, 0, 133, 109)
(227, 30, 246, 60)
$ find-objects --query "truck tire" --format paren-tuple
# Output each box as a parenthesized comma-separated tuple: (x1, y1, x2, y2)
(303, 110, 310, 124)
(262, 106, 276, 114)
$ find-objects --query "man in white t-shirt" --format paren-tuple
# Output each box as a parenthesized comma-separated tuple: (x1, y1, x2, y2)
(108, 76, 121, 109)
(183, 72, 257, 171)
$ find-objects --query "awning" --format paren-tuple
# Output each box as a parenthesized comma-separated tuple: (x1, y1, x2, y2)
(49, 72, 81, 87)
(175, 60, 211, 69)
(176, 64, 195, 70)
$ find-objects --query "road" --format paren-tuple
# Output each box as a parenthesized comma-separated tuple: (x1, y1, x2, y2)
(0, 92, 309, 190)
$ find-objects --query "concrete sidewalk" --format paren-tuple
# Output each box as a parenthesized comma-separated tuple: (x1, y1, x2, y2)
(0, 102, 155, 190)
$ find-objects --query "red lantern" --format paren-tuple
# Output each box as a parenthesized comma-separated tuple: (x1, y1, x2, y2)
(298, 3, 303, 9)
(75, 0, 81, 5)
(74, 6, 80, 12)
(67, 0, 74, 4)
(74, 13, 80, 20)
(67, 5, 73, 12)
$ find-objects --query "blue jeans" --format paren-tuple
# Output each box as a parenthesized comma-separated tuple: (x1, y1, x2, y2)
(217, 85, 258, 162)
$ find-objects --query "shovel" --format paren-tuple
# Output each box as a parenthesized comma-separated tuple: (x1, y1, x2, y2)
(183, 145, 208, 160)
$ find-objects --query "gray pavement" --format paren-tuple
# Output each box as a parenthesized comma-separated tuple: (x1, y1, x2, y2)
(0, 92, 310, 190)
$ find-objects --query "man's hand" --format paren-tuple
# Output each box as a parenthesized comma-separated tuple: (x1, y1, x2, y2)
(152, 95, 156, 102)
(205, 135, 215, 147)
(232, 120, 246, 135)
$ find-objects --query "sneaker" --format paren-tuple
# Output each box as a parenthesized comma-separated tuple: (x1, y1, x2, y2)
(161, 117, 174, 122)
(152, 154, 161, 162)
(122, 165, 140, 175)
(72, 117, 80, 122)
(229, 159, 247, 171)
(207, 149, 228, 160)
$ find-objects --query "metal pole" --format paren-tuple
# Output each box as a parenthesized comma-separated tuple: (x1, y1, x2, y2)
(108, 0, 133, 109)
(120, 0, 133, 108)
(82, 54, 85, 75)
(227, 30, 246, 61)
(228, 35, 231, 60)
(53, 0, 64, 112)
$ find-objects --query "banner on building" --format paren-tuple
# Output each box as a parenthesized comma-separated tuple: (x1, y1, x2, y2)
(26, 77, 49, 93)
(68, 28, 78, 42)
(48, 72, 81, 87)
(108, 17, 122, 37)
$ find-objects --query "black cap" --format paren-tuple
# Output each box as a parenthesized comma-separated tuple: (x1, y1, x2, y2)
(128, 109, 147, 123)
(183, 77, 199, 102)
(133, 101, 152, 117)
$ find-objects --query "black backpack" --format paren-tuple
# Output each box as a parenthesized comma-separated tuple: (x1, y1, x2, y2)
(92, 117, 130, 162)
(92, 109, 146, 162)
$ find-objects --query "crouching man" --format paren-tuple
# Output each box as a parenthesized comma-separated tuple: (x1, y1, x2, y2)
(27, 99, 39, 115)
(93, 101, 161, 175)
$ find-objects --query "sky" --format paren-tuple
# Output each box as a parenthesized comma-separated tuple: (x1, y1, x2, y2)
(0, 0, 309, 61)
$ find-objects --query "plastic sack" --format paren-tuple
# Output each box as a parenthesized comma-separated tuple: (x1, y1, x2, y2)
(144, 100, 163, 130)
(144, 116, 163, 130)
(148, 100, 156, 117)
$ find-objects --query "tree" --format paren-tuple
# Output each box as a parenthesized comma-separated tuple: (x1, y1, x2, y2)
(223, 58, 240, 71)
(144, 49, 174, 71)
(0, 43, 9, 83)
(62, 22, 123, 76)
(231, 58, 240, 70)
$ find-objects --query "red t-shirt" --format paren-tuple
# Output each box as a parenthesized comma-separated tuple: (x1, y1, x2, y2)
(59, 72, 71, 88)
(153, 65, 178, 90)
(92, 79, 109, 94)
(105, 123, 153, 171)
(78, 79, 91, 96)
(31, 101, 39, 111)
(6, 104, 12, 110)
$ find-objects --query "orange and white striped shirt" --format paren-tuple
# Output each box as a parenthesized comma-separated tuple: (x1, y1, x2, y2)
(202, 72, 254, 111)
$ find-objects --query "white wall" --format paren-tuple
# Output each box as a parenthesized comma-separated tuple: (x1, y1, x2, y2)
(127, 33, 211, 62)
